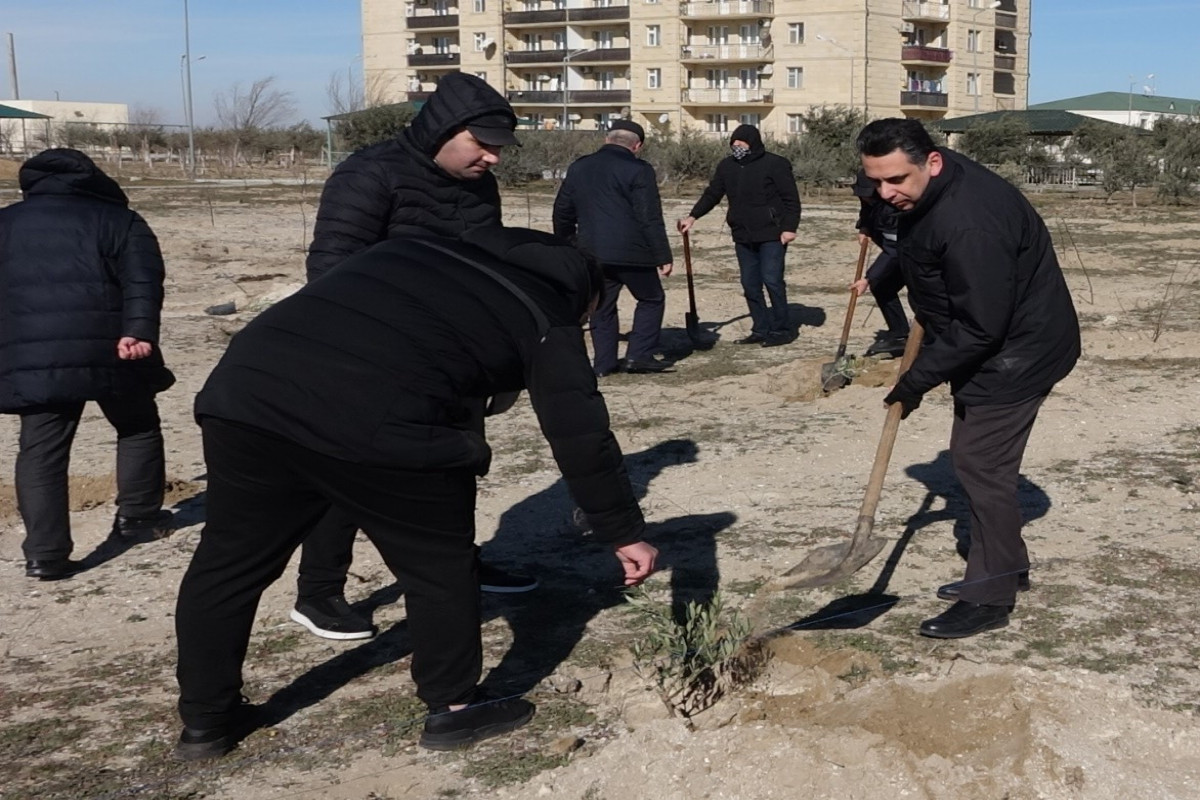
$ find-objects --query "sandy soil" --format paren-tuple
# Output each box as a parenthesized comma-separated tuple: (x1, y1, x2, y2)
(1, 170, 1198, 800)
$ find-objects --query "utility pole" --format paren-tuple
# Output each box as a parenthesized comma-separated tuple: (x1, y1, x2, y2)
(6, 33, 19, 100)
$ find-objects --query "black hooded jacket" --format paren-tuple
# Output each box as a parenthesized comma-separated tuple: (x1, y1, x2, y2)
(196, 228, 645, 545)
(688, 124, 801, 244)
(306, 73, 516, 281)
(892, 149, 1080, 406)
(0, 149, 167, 412)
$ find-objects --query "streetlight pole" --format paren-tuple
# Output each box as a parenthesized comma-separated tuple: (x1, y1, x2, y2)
(183, 0, 196, 178)
(969, 1, 1001, 113)
(815, 34, 854, 111)
(561, 48, 579, 130)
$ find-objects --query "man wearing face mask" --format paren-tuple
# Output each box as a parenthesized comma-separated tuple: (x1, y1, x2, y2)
(292, 72, 537, 644)
(677, 124, 801, 347)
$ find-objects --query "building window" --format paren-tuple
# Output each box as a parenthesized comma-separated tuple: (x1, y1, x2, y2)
(739, 113, 760, 126)
(473, 32, 488, 51)
(706, 114, 729, 132)
(594, 0, 613, 6)
(594, 30, 614, 49)
(647, 25, 661, 47)
(523, 33, 542, 51)
(967, 29, 980, 52)
(433, 36, 452, 54)
(647, 68, 662, 89)
(967, 72, 980, 95)
(786, 114, 803, 134)
(433, 0, 449, 13)
(786, 66, 803, 89)
(598, 71, 615, 89)
(788, 23, 804, 45)
(473, 0, 486, 11)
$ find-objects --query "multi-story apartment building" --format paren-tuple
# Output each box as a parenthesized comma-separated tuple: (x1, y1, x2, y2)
(362, 0, 1030, 138)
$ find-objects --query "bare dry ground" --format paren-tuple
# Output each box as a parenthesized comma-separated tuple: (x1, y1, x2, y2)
(1, 167, 1198, 800)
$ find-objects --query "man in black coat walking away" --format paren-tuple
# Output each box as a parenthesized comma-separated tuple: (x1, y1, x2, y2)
(294, 72, 535, 643)
(553, 119, 674, 376)
(174, 227, 657, 760)
(850, 170, 911, 358)
(0, 149, 173, 580)
(677, 124, 801, 347)
(858, 119, 1081, 639)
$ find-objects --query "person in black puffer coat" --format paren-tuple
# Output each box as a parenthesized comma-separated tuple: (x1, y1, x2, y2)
(858, 118, 1080, 640)
(0, 148, 173, 580)
(174, 227, 657, 760)
(678, 124, 802, 347)
(294, 73, 534, 639)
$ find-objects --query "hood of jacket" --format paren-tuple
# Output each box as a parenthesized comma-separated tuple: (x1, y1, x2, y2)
(404, 73, 517, 156)
(463, 226, 598, 325)
(18, 148, 129, 205)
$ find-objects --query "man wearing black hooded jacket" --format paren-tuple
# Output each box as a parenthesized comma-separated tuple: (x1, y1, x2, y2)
(174, 227, 657, 760)
(294, 73, 534, 641)
(678, 124, 801, 347)
(858, 118, 1080, 639)
(0, 149, 173, 581)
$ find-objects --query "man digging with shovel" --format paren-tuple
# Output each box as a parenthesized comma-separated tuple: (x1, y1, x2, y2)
(857, 119, 1080, 639)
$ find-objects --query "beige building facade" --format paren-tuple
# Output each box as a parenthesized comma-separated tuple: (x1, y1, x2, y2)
(363, 0, 1030, 138)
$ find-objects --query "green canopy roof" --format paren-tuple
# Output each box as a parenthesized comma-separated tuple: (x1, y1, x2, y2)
(0, 103, 51, 120)
(931, 109, 1127, 135)
(1030, 91, 1200, 115)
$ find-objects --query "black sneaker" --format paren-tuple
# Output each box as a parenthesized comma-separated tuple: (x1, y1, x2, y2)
(864, 333, 908, 358)
(479, 562, 538, 593)
(290, 596, 377, 640)
(735, 334, 766, 345)
(24, 558, 81, 580)
(175, 699, 255, 762)
(761, 332, 795, 348)
(419, 692, 536, 751)
(113, 510, 173, 539)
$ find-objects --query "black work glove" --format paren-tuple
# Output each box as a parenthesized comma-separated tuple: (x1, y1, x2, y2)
(883, 385, 923, 420)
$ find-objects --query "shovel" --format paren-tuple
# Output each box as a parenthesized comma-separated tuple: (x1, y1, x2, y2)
(770, 321, 925, 590)
(681, 230, 716, 350)
(820, 238, 871, 392)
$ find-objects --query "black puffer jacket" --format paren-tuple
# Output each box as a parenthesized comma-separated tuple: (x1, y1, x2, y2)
(197, 228, 644, 545)
(893, 149, 1080, 406)
(689, 124, 801, 244)
(552, 143, 672, 268)
(0, 149, 167, 412)
(306, 73, 515, 280)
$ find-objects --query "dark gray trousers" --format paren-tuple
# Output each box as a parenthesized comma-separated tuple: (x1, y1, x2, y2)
(16, 396, 164, 560)
(950, 392, 1047, 607)
(590, 265, 665, 374)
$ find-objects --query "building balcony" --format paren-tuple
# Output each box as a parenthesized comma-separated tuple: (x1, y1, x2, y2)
(680, 43, 773, 62)
(680, 0, 774, 19)
(502, 4, 628, 27)
(406, 13, 460, 30)
(507, 89, 631, 104)
(900, 45, 952, 65)
(569, 6, 629, 22)
(408, 52, 461, 67)
(407, 91, 433, 102)
(995, 10, 1017, 29)
(899, 90, 948, 109)
(503, 8, 565, 26)
(993, 54, 1016, 71)
(681, 87, 774, 105)
(901, 2, 950, 23)
(505, 47, 630, 65)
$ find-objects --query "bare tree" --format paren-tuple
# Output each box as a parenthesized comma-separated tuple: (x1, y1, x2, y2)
(214, 76, 298, 132)
(326, 68, 402, 116)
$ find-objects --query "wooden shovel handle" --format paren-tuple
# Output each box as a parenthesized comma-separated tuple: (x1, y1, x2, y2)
(834, 238, 871, 361)
(856, 321, 925, 525)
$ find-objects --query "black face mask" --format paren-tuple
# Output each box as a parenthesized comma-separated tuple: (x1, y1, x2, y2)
(731, 144, 751, 160)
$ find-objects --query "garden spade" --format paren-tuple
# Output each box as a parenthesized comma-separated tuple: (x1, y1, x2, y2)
(820, 238, 871, 392)
(770, 322, 925, 590)
(681, 230, 716, 350)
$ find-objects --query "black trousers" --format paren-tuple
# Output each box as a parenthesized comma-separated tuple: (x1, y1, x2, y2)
(950, 393, 1047, 607)
(867, 252, 911, 336)
(175, 418, 481, 730)
(296, 507, 358, 601)
(590, 264, 665, 374)
(15, 395, 164, 560)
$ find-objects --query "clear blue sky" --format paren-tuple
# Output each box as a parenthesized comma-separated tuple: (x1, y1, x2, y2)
(1, 1, 1197, 127)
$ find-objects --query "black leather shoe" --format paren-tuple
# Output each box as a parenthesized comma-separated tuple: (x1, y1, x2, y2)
(619, 357, 673, 374)
(919, 601, 1011, 639)
(761, 332, 795, 348)
(420, 692, 535, 751)
(735, 334, 766, 345)
(594, 366, 619, 378)
(113, 510, 173, 539)
(25, 559, 81, 580)
(937, 571, 1031, 601)
(175, 701, 256, 762)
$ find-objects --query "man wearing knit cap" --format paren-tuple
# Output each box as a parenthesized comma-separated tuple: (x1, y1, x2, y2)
(553, 119, 674, 375)
(292, 72, 536, 644)
(678, 124, 801, 347)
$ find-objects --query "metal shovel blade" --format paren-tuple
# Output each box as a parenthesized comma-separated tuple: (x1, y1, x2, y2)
(820, 359, 850, 392)
(769, 516, 889, 590)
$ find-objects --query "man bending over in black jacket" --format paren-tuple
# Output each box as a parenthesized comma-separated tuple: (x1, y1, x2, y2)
(294, 72, 536, 644)
(174, 227, 657, 760)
